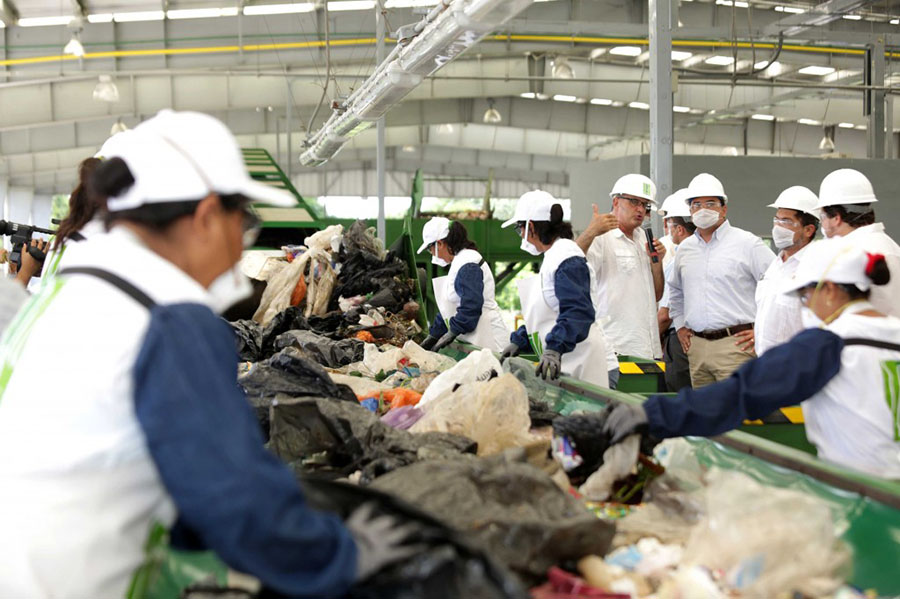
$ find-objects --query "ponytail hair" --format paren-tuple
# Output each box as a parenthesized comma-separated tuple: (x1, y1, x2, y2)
(53, 157, 103, 250)
(444, 221, 477, 254)
(90, 156, 136, 200)
(865, 253, 891, 286)
(531, 203, 573, 245)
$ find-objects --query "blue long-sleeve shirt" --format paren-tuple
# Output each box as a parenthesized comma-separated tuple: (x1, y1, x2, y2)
(429, 263, 485, 337)
(510, 256, 595, 355)
(133, 303, 358, 598)
(643, 328, 844, 439)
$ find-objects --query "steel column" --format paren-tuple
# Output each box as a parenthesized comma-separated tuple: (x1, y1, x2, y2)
(376, 0, 387, 241)
(865, 38, 885, 159)
(649, 0, 675, 232)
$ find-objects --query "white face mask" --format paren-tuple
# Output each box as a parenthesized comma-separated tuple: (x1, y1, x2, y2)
(208, 265, 254, 315)
(800, 307, 824, 329)
(431, 254, 449, 267)
(519, 221, 542, 255)
(691, 209, 721, 230)
(771, 225, 797, 250)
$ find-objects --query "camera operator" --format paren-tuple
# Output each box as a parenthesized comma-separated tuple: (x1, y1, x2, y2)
(0, 238, 48, 333)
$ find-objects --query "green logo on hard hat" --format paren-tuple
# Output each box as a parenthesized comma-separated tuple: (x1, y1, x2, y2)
(643, 183, 651, 195)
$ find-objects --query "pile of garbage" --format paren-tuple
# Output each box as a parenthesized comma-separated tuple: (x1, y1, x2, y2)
(207, 221, 861, 599)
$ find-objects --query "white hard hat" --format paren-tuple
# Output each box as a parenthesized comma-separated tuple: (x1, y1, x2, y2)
(417, 217, 451, 254)
(609, 174, 657, 206)
(104, 109, 296, 212)
(684, 173, 728, 204)
(816, 168, 878, 209)
(781, 238, 885, 294)
(658, 188, 692, 219)
(768, 186, 820, 220)
(501, 190, 556, 228)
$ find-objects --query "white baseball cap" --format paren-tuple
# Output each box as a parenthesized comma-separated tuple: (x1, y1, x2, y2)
(781, 238, 882, 294)
(103, 110, 297, 212)
(501, 190, 557, 228)
(417, 216, 451, 254)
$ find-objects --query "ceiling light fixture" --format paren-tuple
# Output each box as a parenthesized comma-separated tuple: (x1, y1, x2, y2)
(892, 18, 900, 24)
(483, 99, 502, 123)
(18, 15, 73, 27)
(705, 55, 735, 66)
(609, 46, 643, 57)
(673, 105, 691, 113)
(754, 60, 780, 70)
(520, 92, 537, 99)
(401, 144, 417, 152)
(168, 8, 239, 19)
(671, 50, 693, 61)
(87, 13, 114, 23)
(551, 56, 576, 79)
(589, 48, 607, 59)
(751, 114, 776, 121)
(385, 0, 441, 7)
(716, 0, 749, 6)
(798, 65, 835, 76)
(798, 118, 821, 126)
(113, 11, 165, 22)
(774, 5, 805, 13)
(722, 146, 740, 156)
(63, 36, 85, 57)
(629, 101, 650, 110)
(838, 122, 855, 128)
(590, 98, 613, 105)
(243, 3, 316, 14)
(842, 14, 862, 20)
(93, 75, 120, 103)
(553, 94, 578, 102)
(327, 1, 377, 11)
(436, 123, 455, 134)
(819, 125, 836, 152)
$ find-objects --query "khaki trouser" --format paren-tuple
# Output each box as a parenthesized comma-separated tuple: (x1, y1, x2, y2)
(687, 334, 756, 388)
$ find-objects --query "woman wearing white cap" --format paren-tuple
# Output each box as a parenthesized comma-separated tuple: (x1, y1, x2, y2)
(417, 217, 509, 352)
(603, 239, 900, 478)
(499, 190, 610, 388)
(0, 111, 415, 597)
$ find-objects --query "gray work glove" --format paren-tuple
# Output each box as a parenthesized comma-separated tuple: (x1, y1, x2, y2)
(500, 343, 521, 362)
(431, 331, 457, 352)
(535, 349, 561, 380)
(603, 403, 649, 446)
(346, 503, 420, 582)
(420, 335, 438, 351)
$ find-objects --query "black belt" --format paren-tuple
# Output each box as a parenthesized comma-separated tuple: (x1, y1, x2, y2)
(693, 322, 754, 341)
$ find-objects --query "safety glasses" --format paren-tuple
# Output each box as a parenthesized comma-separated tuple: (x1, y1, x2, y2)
(690, 200, 723, 211)
(622, 197, 652, 212)
(773, 217, 799, 228)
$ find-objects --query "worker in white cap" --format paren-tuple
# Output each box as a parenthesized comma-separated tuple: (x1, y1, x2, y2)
(667, 173, 776, 387)
(816, 168, 900, 317)
(499, 190, 610, 388)
(656, 188, 695, 391)
(753, 186, 820, 356)
(604, 239, 900, 478)
(417, 217, 509, 352)
(0, 111, 416, 597)
(575, 174, 667, 385)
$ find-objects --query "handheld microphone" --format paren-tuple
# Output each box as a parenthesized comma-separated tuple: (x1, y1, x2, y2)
(644, 225, 659, 263)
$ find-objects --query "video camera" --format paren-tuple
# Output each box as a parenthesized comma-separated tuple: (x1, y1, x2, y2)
(0, 220, 54, 276)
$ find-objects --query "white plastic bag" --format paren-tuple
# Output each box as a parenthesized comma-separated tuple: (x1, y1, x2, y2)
(418, 348, 502, 408)
(410, 373, 534, 455)
(683, 469, 850, 597)
(578, 435, 640, 501)
(352, 341, 456, 378)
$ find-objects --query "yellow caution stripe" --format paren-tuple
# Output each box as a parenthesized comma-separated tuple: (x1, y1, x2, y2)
(619, 361, 666, 375)
(743, 406, 805, 425)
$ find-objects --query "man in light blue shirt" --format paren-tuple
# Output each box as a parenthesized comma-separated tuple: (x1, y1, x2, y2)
(667, 173, 776, 387)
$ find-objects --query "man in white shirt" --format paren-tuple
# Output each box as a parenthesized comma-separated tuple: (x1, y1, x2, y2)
(815, 168, 900, 317)
(668, 173, 776, 387)
(754, 186, 820, 356)
(576, 174, 667, 379)
(656, 189, 694, 391)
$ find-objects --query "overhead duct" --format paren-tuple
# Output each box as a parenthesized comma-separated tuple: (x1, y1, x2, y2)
(300, 0, 534, 167)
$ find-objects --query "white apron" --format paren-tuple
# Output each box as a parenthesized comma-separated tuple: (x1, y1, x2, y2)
(517, 239, 609, 388)
(432, 249, 509, 352)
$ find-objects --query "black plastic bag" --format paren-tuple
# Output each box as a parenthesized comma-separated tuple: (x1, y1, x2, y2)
(258, 307, 310, 358)
(239, 347, 357, 403)
(268, 397, 476, 483)
(370, 451, 616, 585)
(230, 319, 263, 362)
(550, 408, 614, 484)
(300, 477, 529, 599)
(274, 330, 364, 368)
